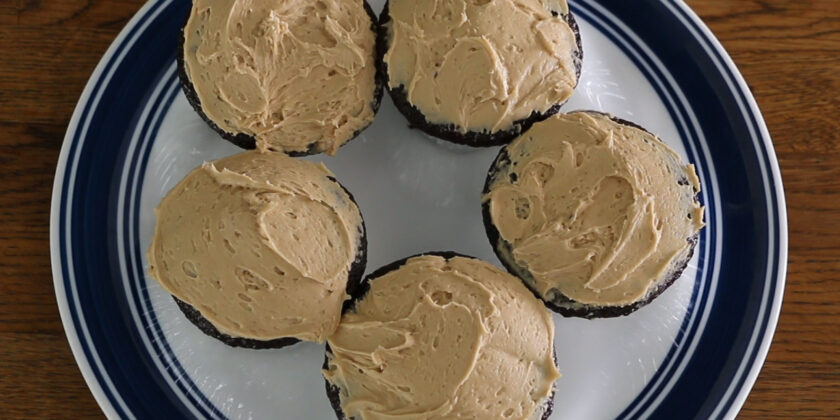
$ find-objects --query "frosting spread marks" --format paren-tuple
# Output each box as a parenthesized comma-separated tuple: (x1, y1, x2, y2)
(384, 0, 578, 135)
(325, 254, 560, 420)
(183, 0, 378, 155)
(147, 151, 364, 341)
(484, 112, 705, 307)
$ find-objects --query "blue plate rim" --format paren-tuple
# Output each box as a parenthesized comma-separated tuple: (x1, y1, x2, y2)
(50, 1, 171, 418)
(664, 3, 788, 415)
(49, 0, 788, 418)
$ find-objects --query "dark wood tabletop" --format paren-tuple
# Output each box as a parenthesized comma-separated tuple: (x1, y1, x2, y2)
(0, 0, 837, 418)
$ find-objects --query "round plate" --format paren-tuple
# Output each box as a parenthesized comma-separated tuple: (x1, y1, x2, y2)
(50, 0, 787, 418)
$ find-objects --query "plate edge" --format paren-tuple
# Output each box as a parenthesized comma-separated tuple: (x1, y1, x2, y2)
(672, 2, 789, 419)
(48, 1, 790, 419)
(49, 0, 164, 418)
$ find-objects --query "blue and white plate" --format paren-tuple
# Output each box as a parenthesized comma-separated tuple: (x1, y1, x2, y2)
(50, 0, 787, 418)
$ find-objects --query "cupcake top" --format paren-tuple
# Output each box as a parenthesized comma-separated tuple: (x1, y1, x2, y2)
(182, 0, 378, 155)
(483, 112, 704, 307)
(324, 254, 560, 419)
(147, 151, 364, 342)
(383, 0, 579, 135)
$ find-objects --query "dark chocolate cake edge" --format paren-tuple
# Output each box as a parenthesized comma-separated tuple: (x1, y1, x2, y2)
(480, 111, 703, 318)
(323, 345, 558, 420)
(172, 174, 368, 349)
(177, 0, 384, 156)
(377, 1, 583, 147)
(321, 251, 559, 420)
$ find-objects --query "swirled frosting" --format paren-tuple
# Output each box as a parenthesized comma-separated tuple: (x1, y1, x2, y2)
(182, 0, 378, 155)
(484, 112, 704, 307)
(324, 254, 560, 420)
(383, 0, 578, 135)
(147, 151, 364, 341)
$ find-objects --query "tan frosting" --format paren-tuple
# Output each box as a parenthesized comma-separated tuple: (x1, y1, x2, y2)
(324, 255, 560, 420)
(183, 0, 378, 155)
(147, 151, 363, 341)
(484, 112, 705, 306)
(384, 0, 578, 135)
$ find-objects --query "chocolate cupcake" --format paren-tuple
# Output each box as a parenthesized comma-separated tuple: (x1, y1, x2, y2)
(178, 0, 383, 156)
(323, 252, 560, 419)
(147, 151, 367, 348)
(379, 0, 582, 147)
(482, 111, 705, 318)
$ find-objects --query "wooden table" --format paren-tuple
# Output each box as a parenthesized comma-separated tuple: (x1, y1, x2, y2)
(0, 0, 837, 418)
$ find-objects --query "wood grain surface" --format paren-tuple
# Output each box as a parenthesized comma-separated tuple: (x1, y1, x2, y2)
(0, 0, 837, 418)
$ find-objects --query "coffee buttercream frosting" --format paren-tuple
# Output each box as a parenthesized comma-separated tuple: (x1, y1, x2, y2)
(383, 0, 579, 134)
(484, 112, 705, 307)
(324, 254, 560, 420)
(148, 151, 364, 341)
(182, 0, 378, 155)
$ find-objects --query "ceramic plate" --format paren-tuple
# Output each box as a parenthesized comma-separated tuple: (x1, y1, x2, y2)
(50, 0, 787, 418)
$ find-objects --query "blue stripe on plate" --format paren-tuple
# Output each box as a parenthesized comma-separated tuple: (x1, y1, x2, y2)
(59, 0, 168, 415)
(666, 3, 782, 418)
(123, 76, 224, 418)
(570, 2, 717, 418)
(126, 74, 226, 419)
(60, 0, 195, 417)
(582, 1, 781, 418)
(56, 0, 784, 418)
